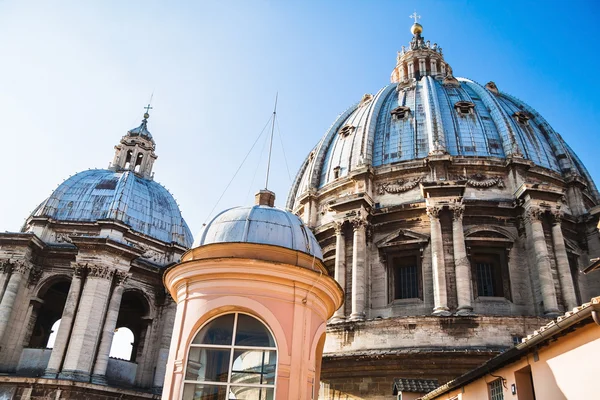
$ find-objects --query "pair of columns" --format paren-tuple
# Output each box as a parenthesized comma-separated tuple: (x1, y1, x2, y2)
(524, 206, 578, 315)
(427, 204, 473, 316)
(44, 264, 129, 384)
(331, 216, 367, 322)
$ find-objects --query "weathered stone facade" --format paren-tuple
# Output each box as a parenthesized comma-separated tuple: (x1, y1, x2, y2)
(0, 114, 191, 399)
(289, 21, 600, 400)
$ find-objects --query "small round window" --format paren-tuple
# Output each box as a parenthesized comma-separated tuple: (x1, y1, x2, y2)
(183, 313, 277, 400)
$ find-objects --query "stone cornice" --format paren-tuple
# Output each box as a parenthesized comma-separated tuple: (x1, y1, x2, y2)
(69, 236, 144, 260)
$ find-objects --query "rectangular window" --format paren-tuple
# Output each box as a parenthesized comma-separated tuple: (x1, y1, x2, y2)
(472, 252, 506, 298)
(489, 379, 504, 400)
(392, 254, 421, 300)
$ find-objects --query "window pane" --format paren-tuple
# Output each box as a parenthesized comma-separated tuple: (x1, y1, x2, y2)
(186, 348, 231, 382)
(229, 386, 275, 400)
(489, 379, 504, 400)
(476, 262, 495, 297)
(182, 383, 227, 400)
(193, 314, 235, 345)
(235, 315, 275, 347)
(231, 349, 277, 385)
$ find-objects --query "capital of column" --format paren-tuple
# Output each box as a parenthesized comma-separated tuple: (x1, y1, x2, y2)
(551, 210, 563, 225)
(352, 217, 367, 232)
(334, 220, 346, 235)
(1, 260, 13, 274)
(86, 265, 115, 280)
(450, 204, 465, 221)
(115, 271, 130, 286)
(426, 205, 442, 219)
(11, 260, 33, 275)
(72, 263, 87, 277)
(524, 206, 544, 224)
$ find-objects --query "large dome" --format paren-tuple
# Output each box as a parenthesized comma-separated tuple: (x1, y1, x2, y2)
(287, 47, 598, 210)
(28, 169, 193, 247)
(195, 203, 322, 259)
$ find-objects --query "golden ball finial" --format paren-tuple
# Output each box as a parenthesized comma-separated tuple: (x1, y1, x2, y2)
(411, 22, 423, 35)
(143, 112, 150, 119)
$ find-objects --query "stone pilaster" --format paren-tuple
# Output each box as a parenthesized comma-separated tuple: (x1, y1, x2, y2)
(451, 204, 473, 315)
(59, 265, 115, 382)
(331, 221, 346, 322)
(0, 262, 13, 306)
(0, 260, 31, 345)
(153, 303, 176, 393)
(91, 271, 128, 384)
(524, 207, 559, 316)
(551, 212, 578, 310)
(350, 217, 367, 321)
(427, 206, 450, 316)
(43, 264, 86, 378)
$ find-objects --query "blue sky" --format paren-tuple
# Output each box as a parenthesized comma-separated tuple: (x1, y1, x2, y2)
(1, 0, 599, 234)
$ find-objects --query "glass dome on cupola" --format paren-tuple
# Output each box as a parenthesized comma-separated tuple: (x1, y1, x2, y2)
(287, 18, 599, 209)
(24, 109, 193, 248)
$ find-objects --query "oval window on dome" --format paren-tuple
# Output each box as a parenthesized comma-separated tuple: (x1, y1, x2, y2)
(183, 313, 277, 400)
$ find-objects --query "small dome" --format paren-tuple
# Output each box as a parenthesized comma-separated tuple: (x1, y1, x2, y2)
(195, 205, 323, 259)
(27, 169, 193, 247)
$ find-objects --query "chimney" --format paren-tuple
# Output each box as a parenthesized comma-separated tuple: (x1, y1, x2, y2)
(255, 189, 276, 207)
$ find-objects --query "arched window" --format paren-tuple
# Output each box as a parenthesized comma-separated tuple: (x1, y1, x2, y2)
(183, 313, 277, 400)
(109, 327, 134, 360)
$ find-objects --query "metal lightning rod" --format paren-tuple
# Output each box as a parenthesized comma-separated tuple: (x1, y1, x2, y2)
(264, 93, 278, 190)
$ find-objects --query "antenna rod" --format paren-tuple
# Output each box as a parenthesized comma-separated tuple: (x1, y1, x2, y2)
(265, 93, 278, 190)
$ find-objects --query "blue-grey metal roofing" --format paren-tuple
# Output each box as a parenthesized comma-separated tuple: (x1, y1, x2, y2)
(30, 169, 193, 247)
(195, 205, 323, 259)
(287, 77, 599, 208)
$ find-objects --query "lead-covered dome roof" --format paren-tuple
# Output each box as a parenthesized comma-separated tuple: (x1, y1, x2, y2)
(195, 204, 322, 259)
(287, 25, 598, 209)
(29, 169, 193, 247)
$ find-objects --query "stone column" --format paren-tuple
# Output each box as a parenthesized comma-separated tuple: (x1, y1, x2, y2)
(551, 212, 578, 310)
(451, 204, 473, 315)
(91, 271, 128, 385)
(331, 221, 346, 322)
(408, 60, 415, 79)
(350, 217, 367, 321)
(0, 262, 12, 302)
(0, 261, 30, 345)
(44, 264, 85, 378)
(427, 206, 450, 316)
(524, 207, 559, 316)
(59, 265, 115, 382)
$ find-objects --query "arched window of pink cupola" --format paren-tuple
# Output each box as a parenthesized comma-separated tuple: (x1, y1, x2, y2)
(182, 312, 277, 400)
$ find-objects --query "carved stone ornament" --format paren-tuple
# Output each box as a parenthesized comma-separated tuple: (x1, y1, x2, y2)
(459, 173, 505, 189)
(450, 204, 465, 221)
(524, 207, 545, 223)
(28, 266, 43, 287)
(426, 205, 442, 219)
(359, 93, 373, 107)
(377, 177, 423, 195)
(87, 265, 115, 280)
(55, 233, 73, 244)
(1, 260, 13, 274)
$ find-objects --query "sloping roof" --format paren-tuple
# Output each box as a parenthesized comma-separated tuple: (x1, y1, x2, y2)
(418, 297, 600, 400)
(393, 378, 439, 394)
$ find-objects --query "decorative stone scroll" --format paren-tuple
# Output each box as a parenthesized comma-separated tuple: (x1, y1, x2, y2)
(28, 266, 43, 287)
(11, 260, 33, 275)
(376, 177, 423, 195)
(459, 173, 504, 189)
